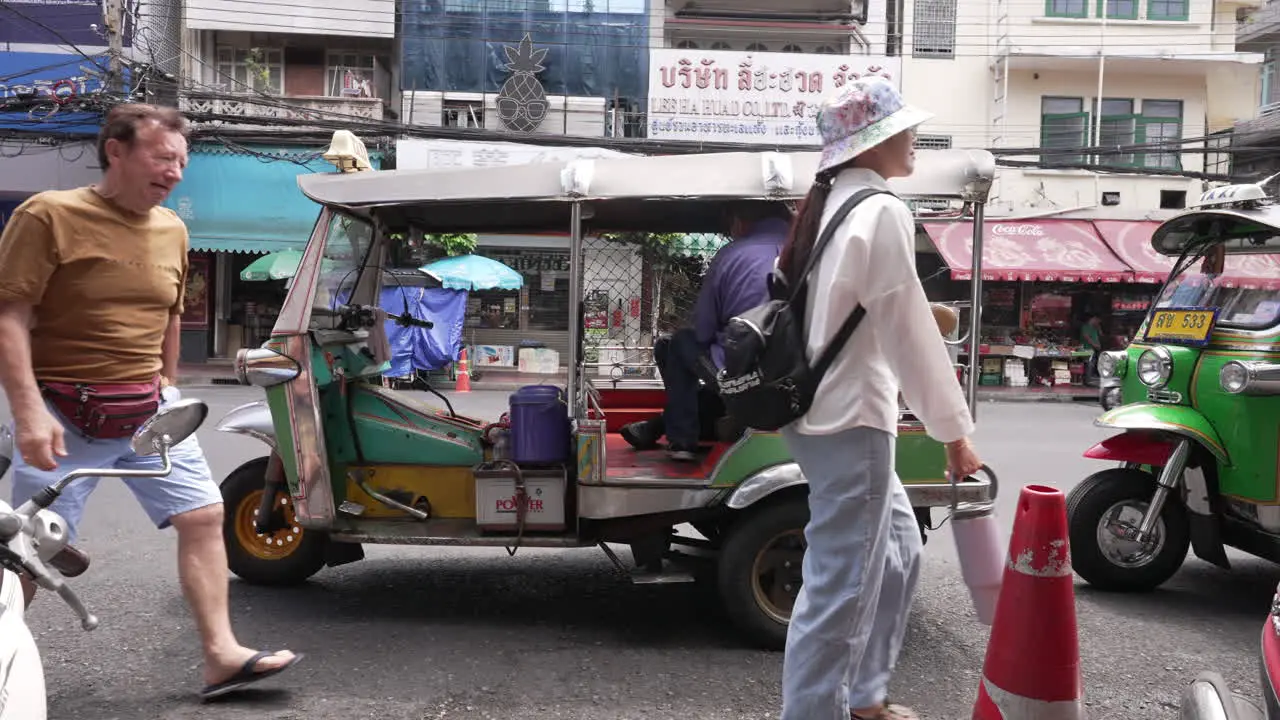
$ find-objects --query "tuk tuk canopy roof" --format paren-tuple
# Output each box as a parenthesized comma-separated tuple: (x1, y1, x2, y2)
(296, 148, 997, 235)
(1150, 205, 1280, 257)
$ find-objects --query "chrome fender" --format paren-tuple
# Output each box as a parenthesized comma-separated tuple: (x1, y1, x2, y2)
(1179, 671, 1265, 720)
(726, 463, 805, 510)
(725, 463, 998, 511)
(216, 401, 277, 449)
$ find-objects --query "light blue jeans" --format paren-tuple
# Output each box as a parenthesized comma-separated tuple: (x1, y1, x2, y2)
(10, 393, 221, 544)
(779, 425, 923, 720)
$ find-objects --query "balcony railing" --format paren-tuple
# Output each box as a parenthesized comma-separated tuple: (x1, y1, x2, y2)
(1238, 1, 1280, 49)
(179, 91, 384, 122)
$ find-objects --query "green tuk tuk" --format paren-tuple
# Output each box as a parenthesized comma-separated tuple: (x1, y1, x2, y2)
(1068, 179, 1280, 591)
(216, 136, 999, 649)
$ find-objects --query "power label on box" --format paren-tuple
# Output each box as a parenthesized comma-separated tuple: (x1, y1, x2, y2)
(476, 475, 567, 532)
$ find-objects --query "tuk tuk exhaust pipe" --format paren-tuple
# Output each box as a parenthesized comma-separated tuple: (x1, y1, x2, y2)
(1134, 438, 1192, 544)
(253, 452, 287, 535)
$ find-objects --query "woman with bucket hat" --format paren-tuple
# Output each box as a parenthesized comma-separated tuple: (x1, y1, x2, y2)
(775, 77, 984, 720)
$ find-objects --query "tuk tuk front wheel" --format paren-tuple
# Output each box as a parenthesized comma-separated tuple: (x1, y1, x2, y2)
(1066, 467, 1190, 592)
(221, 456, 328, 586)
(717, 498, 808, 651)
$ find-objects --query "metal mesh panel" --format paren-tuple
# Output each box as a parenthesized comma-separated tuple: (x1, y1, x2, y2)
(912, 0, 957, 58)
(581, 232, 727, 384)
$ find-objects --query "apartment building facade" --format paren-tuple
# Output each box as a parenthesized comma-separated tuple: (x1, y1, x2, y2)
(1229, 0, 1280, 180)
(0, 0, 127, 215)
(882, 0, 1265, 394)
(152, 0, 395, 361)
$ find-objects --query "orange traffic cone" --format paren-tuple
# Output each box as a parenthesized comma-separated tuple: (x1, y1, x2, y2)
(972, 484, 1085, 720)
(454, 348, 472, 393)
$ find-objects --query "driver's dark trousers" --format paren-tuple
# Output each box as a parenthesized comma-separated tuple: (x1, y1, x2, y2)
(629, 328, 722, 451)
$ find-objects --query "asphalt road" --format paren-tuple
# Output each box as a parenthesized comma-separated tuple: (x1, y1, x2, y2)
(3, 387, 1276, 720)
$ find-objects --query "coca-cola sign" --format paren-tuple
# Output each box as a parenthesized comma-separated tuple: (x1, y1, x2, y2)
(991, 223, 1046, 238)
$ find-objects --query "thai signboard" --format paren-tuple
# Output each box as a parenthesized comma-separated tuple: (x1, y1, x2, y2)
(0, 52, 121, 135)
(646, 49, 901, 145)
(0, 0, 131, 47)
(395, 138, 633, 170)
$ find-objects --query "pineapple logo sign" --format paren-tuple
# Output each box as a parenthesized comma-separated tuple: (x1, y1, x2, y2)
(497, 34, 550, 133)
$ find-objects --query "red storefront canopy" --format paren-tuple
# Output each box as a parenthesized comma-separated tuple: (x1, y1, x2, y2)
(1094, 219, 1280, 290)
(921, 219, 1133, 282)
(1091, 220, 1173, 284)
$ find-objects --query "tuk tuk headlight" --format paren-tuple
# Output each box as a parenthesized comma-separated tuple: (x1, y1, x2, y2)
(1220, 360, 1280, 396)
(1221, 362, 1250, 394)
(1098, 351, 1126, 379)
(1137, 347, 1173, 388)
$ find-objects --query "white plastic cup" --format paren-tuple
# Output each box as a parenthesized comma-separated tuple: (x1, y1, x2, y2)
(952, 510, 1005, 626)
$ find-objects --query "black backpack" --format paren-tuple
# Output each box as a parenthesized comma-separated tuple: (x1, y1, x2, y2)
(716, 188, 891, 431)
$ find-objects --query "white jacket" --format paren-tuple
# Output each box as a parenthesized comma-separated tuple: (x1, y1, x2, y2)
(792, 166, 975, 445)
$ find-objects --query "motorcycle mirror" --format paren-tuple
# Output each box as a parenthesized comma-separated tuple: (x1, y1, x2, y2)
(130, 398, 209, 457)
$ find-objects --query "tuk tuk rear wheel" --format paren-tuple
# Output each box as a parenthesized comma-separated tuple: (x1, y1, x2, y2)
(221, 457, 327, 586)
(717, 498, 808, 651)
(1066, 468, 1190, 592)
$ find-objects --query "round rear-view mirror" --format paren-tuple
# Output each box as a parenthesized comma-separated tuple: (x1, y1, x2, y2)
(131, 398, 209, 456)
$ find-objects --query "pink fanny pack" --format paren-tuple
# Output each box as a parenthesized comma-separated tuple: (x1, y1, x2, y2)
(40, 378, 161, 440)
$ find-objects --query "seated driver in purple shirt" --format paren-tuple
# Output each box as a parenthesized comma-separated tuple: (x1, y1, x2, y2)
(620, 202, 793, 461)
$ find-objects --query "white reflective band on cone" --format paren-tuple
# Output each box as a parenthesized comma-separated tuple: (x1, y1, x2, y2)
(983, 678, 1086, 720)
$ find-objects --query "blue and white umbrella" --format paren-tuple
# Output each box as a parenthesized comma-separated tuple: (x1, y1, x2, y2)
(419, 254, 524, 291)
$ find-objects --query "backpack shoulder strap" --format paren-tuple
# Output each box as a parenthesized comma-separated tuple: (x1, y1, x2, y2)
(788, 187, 892, 303)
(803, 187, 896, 379)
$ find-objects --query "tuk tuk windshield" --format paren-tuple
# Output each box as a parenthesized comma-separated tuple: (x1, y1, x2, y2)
(1153, 248, 1280, 331)
(314, 211, 376, 318)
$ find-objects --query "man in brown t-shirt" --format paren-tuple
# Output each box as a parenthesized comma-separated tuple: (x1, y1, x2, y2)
(0, 103, 301, 700)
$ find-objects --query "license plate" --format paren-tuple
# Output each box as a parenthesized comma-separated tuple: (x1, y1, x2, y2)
(1144, 308, 1218, 346)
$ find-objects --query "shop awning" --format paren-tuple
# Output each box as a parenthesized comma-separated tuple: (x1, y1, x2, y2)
(163, 144, 383, 254)
(1094, 219, 1280, 290)
(921, 219, 1133, 282)
(1091, 220, 1173, 284)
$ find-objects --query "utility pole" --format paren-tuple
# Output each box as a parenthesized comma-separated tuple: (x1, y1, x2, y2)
(104, 0, 125, 96)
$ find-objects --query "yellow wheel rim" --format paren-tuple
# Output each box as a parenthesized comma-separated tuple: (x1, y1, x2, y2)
(750, 529, 806, 625)
(234, 489, 303, 561)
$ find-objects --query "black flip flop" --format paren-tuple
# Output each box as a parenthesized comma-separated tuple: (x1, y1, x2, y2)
(199, 650, 304, 701)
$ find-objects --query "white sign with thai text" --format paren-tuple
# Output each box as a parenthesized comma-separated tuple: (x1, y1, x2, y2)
(646, 49, 902, 145)
(396, 138, 633, 171)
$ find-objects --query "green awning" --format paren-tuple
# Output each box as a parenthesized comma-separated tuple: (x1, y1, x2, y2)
(165, 143, 384, 255)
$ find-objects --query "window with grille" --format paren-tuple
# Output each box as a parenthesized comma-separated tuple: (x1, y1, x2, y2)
(912, 0, 956, 58)
(326, 52, 377, 99)
(1040, 96, 1087, 166)
(914, 134, 952, 149)
(1205, 132, 1232, 178)
(443, 101, 484, 128)
(1147, 0, 1188, 21)
(215, 47, 283, 94)
(1140, 100, 1182, 170)
(1039, 96, 1183, 169)
(1101, 0, 1137, 19)
(1046, 0, 1086, 17)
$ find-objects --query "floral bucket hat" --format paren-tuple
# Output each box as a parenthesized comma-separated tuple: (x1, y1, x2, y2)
(815, 76, 934, 175)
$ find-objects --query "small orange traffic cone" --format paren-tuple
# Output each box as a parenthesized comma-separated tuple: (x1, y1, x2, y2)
(972, 484, 1085, 720)
(454, 348, 472, 393)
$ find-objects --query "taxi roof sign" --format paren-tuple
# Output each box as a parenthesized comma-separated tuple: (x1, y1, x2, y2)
(323, 130, 372, 173)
